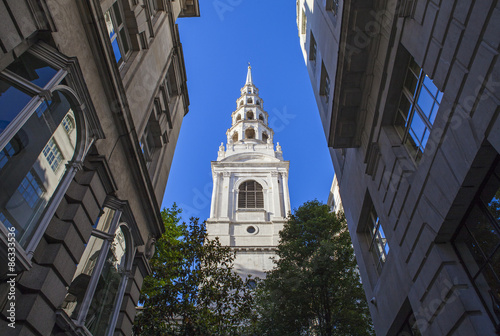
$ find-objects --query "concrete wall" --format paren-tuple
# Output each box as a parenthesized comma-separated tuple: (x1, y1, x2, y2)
(299, 0, 500, 334)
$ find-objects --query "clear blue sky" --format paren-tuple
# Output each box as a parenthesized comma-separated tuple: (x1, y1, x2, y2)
(161, 1, 334, 222)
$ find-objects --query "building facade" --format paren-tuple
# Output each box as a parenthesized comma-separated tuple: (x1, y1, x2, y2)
(206, 66, 291, 280)
(0, 0, 199, 335)
(297, 0, 500, 335)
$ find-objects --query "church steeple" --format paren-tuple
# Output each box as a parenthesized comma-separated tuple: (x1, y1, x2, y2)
(207, 65, 291, 280)
(219, 65, 282, 161)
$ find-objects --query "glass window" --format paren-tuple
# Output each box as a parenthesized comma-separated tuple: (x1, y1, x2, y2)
(453, 159, 500, 329)
(62, 115, 75, 134)
(104, 1, 131, 66)
(0, 78, 33, 135)
(326, 0, 340, 16)
(238, 180, 264, 209)
(366, 206, 389, 274)
(43, 138, 64, 172)
(395, 57, 442, 163)
(320, 62, 330, 102)
(61, 209, 132, 335)
(309, 32, 317, 63)
(6, 51, 58, 88)
(397, 311, 421, 336)
(0, 89, 78, 248)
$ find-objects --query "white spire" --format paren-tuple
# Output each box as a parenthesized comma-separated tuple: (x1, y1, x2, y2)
(246, 63, 253, 85)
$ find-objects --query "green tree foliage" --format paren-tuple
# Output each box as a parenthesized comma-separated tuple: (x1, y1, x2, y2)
(134, 204, 254, 335)
(249, 200, 374, 336)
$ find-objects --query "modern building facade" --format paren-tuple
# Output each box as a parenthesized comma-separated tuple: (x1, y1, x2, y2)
(0, 0, 199, 335)
(297, 0, 500, 335)
(206, 66, 291, 281)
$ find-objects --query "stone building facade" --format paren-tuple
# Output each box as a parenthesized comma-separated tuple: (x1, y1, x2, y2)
(0, 0, 199, 335)
(297, 0, 500, 335)
(206, 66, 291, 281)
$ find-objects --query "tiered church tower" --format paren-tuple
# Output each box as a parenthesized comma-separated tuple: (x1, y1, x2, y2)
(206, 65, 291, 280)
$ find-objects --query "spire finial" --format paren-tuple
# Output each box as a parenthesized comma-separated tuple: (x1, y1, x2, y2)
(246, 63, 253, 85)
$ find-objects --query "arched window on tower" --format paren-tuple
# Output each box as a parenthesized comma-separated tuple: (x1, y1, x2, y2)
(262, 132, 268, 142)
(247, 98, 253, 104)
(232, 132, 239, 142)
(245, 128, 255, 139)
(240, 100, 243, 106)
(236, 114, 241, 122)
(259, 114, 264, 121)
(256, 100, 260, 106)
(246, 111, 254, 120)
(238, 180, 264, 208)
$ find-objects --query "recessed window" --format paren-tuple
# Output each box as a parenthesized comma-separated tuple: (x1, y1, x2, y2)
(262, 132, 268, 142)
(104, 1, 131, 66)
(309, 32, 317, 63)
(0, 67, 79, 248)
(320, 62, 331, 103)
(453, 158, 500, 329)
(247, 98, 253, 104)
(236, 114, 242, 122)
(61, 208, 133, 335)
(366, 205, 389, 274)
(245, 128, 255, 139)
(247, 226, 256, 234)
(238, 180, 264, 209)
(246, 111, 254, 120)
(232, 132, 239, 142)
(259, 114, 264, 121)
(395, 57, 443, 163)
(326, 0, 339, 16)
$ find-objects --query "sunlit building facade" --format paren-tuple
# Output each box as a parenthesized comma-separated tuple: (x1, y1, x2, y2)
(298, 0, 500, 335)
(0, 0, 199, 335)
(206, 66, 291, 281)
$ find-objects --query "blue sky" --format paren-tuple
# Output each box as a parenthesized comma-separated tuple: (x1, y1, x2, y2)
(161, 1, 334, 222)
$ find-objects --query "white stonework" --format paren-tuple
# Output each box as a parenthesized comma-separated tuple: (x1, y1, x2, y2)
(206, 66, 291, 280)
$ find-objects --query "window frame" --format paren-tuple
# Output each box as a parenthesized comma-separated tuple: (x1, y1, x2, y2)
(365, 205, 389, 275)
(61, 205, 135, 336)
(104, 0, 132, 68)
(394, 57, 443, 163)
(320, 62, 331, 103)
(452, 157, 500, 330)
(0, 45, 93, 271)
(238, 180, 264, 209)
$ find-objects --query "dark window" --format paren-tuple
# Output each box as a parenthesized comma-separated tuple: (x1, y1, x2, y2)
(395, 57, 442, 163)
(366, 205, 389, 274)
(309, 32, 317, 62)
(326, 0, 339, 16)
(238, 180, 264, 209)
(397, 311, 421, 336)
(453, 158, 500, 329)
(320, 62, 330, 103)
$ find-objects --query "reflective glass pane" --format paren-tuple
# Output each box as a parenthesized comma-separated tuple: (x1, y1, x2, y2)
(85, 226, 128, 335)
(111, 38, 122, 64)
(410, 113, 427, 143)
(113, 2, 123, 27)
(93, 207, 116, 232)
(104, 10, 115, 38)
(61, 235, 105, 319)
(0, 92, 77, 247)
(6, 52, 58, 88)
(0, 79, 33, 134)
(417, 87, 434, 118)
(423, 75, 439, 96)
(456, 225, 485, 275)
(119, 28, 130, 55)
(429, 101, 439, 124)
(404, 71, 418, 97)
